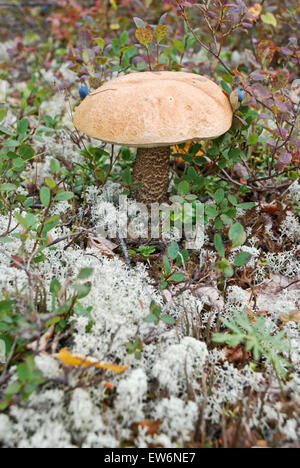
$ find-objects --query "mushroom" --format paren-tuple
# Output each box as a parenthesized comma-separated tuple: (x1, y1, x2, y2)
(73, 71, 233, 204)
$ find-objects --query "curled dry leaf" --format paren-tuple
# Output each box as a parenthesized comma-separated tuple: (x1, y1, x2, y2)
(27, 325, 55, 352)
(56, 348, 129, 374)
(195, 285, 224, 311)
(280, 310, 300, 324)
(87, 234, 118, 257)
(132, 420, 161, 437)
(224, 345, 250, 364)
(261, 203, 281, 215)
(224, 425, 259, 448)
(240, 274, 300, 315)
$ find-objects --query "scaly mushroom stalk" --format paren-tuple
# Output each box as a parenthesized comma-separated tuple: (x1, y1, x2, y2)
(132, 147, 170, 204)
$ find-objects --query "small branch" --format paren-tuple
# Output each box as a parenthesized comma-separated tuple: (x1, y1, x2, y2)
(175, 1, 233, 76)
(117, 232, 131, 269)
(249, 166, 299, 183)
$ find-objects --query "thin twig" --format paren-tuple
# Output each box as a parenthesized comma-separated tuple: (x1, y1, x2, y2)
(117, 232, 131, 269)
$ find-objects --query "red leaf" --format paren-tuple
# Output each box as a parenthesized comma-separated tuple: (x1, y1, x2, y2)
(256, 40, 276, 67)
(270, 70, 289, 91)
(275, 153, 292, 170)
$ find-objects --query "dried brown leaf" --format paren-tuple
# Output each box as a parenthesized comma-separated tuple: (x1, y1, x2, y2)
(132, 420, 161, 436)
(87, 234, 118, 257)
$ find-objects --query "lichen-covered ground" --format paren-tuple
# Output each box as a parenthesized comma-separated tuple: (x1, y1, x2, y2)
(0, 0, 299, 448)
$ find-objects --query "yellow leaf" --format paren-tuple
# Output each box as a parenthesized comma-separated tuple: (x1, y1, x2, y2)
(171, 141, 203, 157)
(247, 3, 262, 23)
(135, 28, 153, 48)
(109, 0, 117, 11)
(261, 12, 277, 28)
(110, 23, 120, 30)
(56, 348, 129, 374)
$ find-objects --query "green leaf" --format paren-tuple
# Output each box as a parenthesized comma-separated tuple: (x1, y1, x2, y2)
(161, 315, 175, 325)
(247, 134, 258, 145)
(178, 180, 190, 196)
(12, 157, 25, 171)
(163, 255, 171, 274)
(25, 213, 37, 228)
(214, 217, 223, 230)
(213, 311, 291, 377)
(45, 316, 61, 327)
(18, 143, 34, 160)
(167, 241, 179, 260)
(220, 214, 234, 226)
(0, 300, 14, 313)
(42, 215, 60, 235)
(0, 125, 13, 135)
(3, 139, 18, 148)
(50, 159, 60, 174)
(133, 17, 146, 28)
(120, 31, 128, 46)
(54, 191, 74, 202)
(122, 168, 132, 187)
(0, 183, 17, 193)
(95, 38, 105, 51)
(214, 258, 231, 272)
(73, 282, 92, 299)
(14, 212, 27, 229)
(228, 148, 244, 161)
(0, 401, 9, 411)
(45, 177, 56, 189)
(50, 278, 61, 295)
(225, 208, 237, 218)
(238, 202, 254, 210)
(173, 39, 184, 54)
(5, 382, 22, 396)
(143, 314, 157, 323)
(229, 223, 246, 248)
(228, 194, 238, 206)
(205, 204, 219, 219)
(220, 80, 231, 94)
(40, 186, 51, 208)
(0, 109, 7, 121)
(176, 249, 189, 266)
(17, 362, 31, 382)
(213, 188, 225, 204)
(224, 266, 234, 277)
(233, 251, 251, 267)
(17, 118, 29, 135)
(77, 267, 93, 280)
(261, 12, 277, 27)
(214, 233, 225, 258)
(169, 272, 186, 282)
(111, 38, 121, 56)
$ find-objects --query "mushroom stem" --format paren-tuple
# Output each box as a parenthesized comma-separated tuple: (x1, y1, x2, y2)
(132, 146, 170, 204)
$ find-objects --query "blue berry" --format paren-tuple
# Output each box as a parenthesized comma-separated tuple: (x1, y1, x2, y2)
(237, 88, 245, 103)
(42, 5, 49, 13)
(79, 85, 89, 99)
